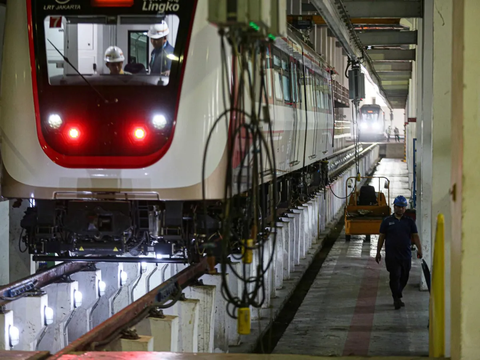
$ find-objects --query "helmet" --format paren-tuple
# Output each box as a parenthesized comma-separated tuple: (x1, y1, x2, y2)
(393, 195, 408, 207)
(148, 22, 169, 39)
(104, 46, 125, 63)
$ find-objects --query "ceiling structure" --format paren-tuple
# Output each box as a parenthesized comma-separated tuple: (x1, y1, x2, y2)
(292, 0, 423, 109)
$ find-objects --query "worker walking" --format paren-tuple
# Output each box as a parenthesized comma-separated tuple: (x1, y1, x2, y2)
(394, 127, 400, 142)
(386, 126, 392, 142)
(375, 195, 423, 309)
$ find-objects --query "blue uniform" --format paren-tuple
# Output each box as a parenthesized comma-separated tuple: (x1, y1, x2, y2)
(379, 215, 418, 260)
(150, 41, 174, 74)
(379, 215, 418, 300)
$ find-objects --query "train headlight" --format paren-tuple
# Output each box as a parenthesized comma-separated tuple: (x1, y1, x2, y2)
(9, 325, 19, 347)
(152, 114, 167, 130)
(44, 306, 54, 326)
(48, 114, 63, 129)
(360, 122, 368, 130)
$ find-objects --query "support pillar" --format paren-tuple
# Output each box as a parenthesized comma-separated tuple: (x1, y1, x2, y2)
(419, 0, 434, 292)
(68, 270, 102, 342)
(450, 0, 480, 358)
(432, 0, 453, 356)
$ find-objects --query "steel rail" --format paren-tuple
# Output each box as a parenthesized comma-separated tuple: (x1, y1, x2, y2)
(0, 261, 91, 307)
(49, 257, 209, 358)
(329, 143, 378, 180)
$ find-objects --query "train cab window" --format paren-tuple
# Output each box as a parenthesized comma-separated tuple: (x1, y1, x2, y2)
(128, 31, 149, 71)
(28, 0, 197, 168)
(273, 52, 283, 101)
(43, 14, 180, 86)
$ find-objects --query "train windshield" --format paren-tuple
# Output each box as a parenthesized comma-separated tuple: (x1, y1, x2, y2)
(29, 0, 196, 168)
(361, 110, 380, 122)
(43, 14, 180, 86)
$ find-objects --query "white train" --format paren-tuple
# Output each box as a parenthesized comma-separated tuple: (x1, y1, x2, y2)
(358, 104, 386, 141)
(0, 0, 335, 260)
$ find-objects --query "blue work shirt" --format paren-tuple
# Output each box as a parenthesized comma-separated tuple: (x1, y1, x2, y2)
(379, 215, 418, 260)
(150, 41, 174, 74)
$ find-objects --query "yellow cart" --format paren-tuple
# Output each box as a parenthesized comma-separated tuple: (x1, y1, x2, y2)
(344, 176, 391, 241)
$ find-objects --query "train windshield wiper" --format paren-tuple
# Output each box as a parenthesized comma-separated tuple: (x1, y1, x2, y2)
(47, 39, 109, 104)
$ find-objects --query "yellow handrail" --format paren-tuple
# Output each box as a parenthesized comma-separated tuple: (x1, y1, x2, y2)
(429, 213, 445, 357)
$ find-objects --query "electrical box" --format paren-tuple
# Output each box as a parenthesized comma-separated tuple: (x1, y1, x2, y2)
(348, 68, 365, 100)
(208, 0, 249, 27)
(269, 0, 287, 37)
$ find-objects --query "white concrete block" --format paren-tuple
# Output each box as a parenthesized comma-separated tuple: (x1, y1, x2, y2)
(136, 315, 179, 351)
(69, 270, 101, 342)
(185, 285, 215, 352)
(201, 274, 228, 351)
(107, 335, 153, 351)
(94, 263, 120, 327)
(280, 217, 292, 279)
(39, 281, 79, 353)
(0, 310, 14, 350)
(290, 211, 302, 265)
(261, 238, 272, 308)
(144, 264, 163, 293)
(7, 293, 48, 350)
(274, 224, 284, 290)
(177, 299, 199, 352)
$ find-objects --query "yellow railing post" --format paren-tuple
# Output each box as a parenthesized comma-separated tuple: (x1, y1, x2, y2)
(429, 213, 445, 357)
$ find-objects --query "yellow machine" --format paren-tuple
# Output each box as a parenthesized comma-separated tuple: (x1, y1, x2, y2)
(344, 176, 391, 241)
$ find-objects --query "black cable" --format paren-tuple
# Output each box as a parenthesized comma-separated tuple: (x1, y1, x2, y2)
(18, 228, 27, 253)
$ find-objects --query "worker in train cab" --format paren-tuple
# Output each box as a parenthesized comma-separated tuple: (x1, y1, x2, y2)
(375, 195, 423, 310)
(104, 46, 130, 75)
(147, 21, 174, 76)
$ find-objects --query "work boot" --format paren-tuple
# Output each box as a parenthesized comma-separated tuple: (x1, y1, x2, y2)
(394, 298, 403, 310)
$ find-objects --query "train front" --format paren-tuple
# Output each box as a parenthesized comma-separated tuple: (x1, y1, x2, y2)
(0, 0, 215, 261)
(358, 104, 385, 141)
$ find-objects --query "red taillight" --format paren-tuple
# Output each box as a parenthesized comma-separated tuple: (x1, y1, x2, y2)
(133, 127, 146, 140)
(69, 128, 80, 139)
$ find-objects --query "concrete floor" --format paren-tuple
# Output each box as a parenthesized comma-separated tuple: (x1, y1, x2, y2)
(273, 158, 429, 357)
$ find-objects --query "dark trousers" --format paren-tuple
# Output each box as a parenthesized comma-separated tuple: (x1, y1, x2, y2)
(385, 258, 411, 299)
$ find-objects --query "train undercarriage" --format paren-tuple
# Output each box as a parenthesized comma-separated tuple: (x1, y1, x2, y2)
(19, 158, 334, 264)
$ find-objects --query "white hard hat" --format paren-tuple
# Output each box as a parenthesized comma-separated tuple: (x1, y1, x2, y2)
(104, 46, 125, 63)
(147, 22, 169, 39)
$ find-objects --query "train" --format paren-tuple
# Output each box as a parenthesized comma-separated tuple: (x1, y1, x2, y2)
(358, 104, 386, 141)
(0, 0, 336, 261)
